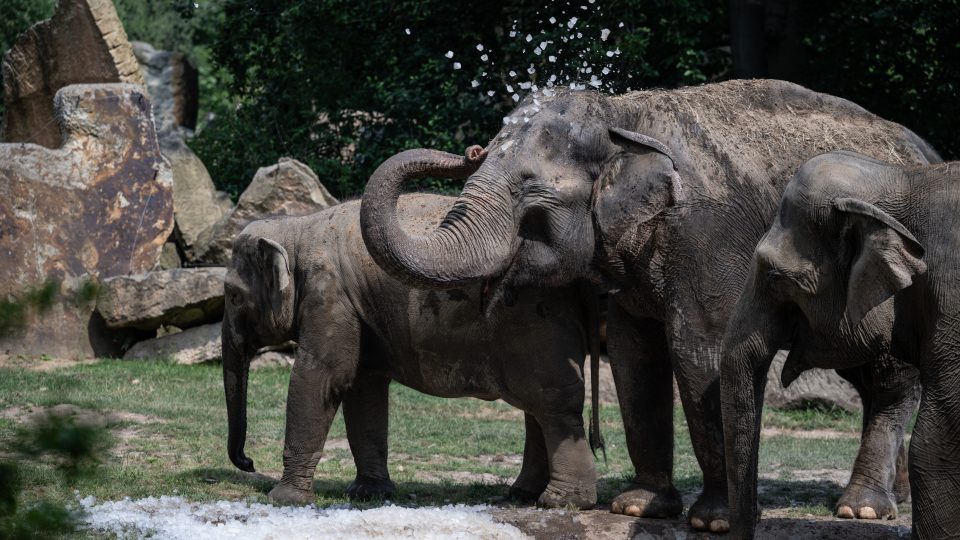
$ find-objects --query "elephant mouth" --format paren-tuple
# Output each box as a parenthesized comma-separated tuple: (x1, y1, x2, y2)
(479, 241, 523, 316)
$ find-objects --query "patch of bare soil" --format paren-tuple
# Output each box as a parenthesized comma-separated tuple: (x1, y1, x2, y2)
(457, 406, 524, 421)
(0, 354, 100, 371)
(761, 427, 858, 439)
(492, 506, 912, 540)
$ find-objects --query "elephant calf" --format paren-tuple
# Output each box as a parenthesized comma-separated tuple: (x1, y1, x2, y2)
(722, 151, 960, 538)
(222, 192, 598, 509)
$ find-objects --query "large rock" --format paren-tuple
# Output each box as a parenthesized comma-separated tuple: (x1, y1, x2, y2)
(160, 135, 233, 260)
(194, 158, 338, 263)
(1, 0, 143, 148)
(130, 41, 198, 134)
(124, 323, 221, 364)
(0, 84, 173, 358)
(765, 351, 861, 411)
(97, 267, 226, 331)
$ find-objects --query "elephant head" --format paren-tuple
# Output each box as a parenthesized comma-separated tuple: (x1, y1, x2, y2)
(720, 151, 927, 536)
(360, 90, 681, 308)
(222, 221, 297, 473)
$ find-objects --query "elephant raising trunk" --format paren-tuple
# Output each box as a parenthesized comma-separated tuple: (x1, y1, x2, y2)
(361, 145, 519, 289)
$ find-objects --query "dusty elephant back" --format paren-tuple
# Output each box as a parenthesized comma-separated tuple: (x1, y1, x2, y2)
(611, 79, 938, 331)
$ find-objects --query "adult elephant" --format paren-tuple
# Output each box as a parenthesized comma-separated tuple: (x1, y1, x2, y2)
(722, 151, 960, 538)
(360, 80, 938, 531)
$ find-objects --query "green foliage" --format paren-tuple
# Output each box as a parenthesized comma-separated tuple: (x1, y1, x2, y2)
(798, 0, 960, 159)
(192, 0, 727, 199)
(0, 0, 56, 122)
(0, 410, 112, 539)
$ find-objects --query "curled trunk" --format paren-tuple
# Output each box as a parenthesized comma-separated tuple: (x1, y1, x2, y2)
(223, 329, 254, 472)
(360, 147, 519, 288)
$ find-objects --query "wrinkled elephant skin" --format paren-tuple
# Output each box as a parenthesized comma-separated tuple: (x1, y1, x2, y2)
(722, 152, 960, 539)
(360, 80, 937, 531)
(222, 194, 597, 509)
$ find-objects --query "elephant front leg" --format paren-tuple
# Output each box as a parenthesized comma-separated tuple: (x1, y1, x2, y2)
(835, 358, 918, 520)
(343, 371, 396, 501)
(270, 321, 360, 505)
(607, 310, 682, 518)
(672, 340, 730, 533)
(509, 413, 551, 502)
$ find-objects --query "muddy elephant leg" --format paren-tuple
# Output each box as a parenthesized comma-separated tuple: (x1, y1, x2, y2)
(670, 333, 729, 533)
(269, 308, 360, 505)
(343, 371, 396, 501)
(607, 305, 682, 518)
(835, 357, 919, 520)
(509, 413, 550, 502)
(535, 381, 597, 509)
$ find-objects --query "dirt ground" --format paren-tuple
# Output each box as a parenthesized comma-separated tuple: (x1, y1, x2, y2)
(491, 506, 912, 540)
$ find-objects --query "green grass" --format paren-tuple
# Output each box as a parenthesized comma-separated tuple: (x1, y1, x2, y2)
(0, 360, 867, 518)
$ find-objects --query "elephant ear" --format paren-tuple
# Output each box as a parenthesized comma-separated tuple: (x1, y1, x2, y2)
(834, 198, 926, 328)
(596, 128, 682, 239)
(258, 237, 291, 315)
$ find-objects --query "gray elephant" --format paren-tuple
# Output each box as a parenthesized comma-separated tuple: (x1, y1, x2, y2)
(360, 79, 938, 531)
(722, 151, 960, 539)
(222, 192, 601, 508)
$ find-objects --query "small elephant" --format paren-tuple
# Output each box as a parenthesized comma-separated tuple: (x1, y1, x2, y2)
(722, 151, 960, 538)
(360, 80, 935, 530)
(222, 192, 600, 509)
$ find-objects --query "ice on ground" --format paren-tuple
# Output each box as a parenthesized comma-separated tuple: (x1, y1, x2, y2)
(79, 496, 527, 540)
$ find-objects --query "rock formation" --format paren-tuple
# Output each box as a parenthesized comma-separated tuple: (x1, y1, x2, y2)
(0, 84, 174, 358)
(97, 268, 226, 331)
(130, 41, 198, 134)
(1, 0, 143, 148)
(765, 351, 861, 411)
(194, 157, 338, 263)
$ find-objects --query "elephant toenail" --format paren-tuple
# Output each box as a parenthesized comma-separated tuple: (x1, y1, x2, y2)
(859, 507, 878, 519)
(625, 504, 641, 516)
(709, 519, 730, 533)
(837, 505, 855, 519)
(611, 501, 622, 513)
(690, 516, 706, 530)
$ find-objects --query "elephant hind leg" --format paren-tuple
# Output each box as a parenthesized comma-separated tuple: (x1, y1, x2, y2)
(535, 406, 597, 510)
(835, 358, 918, 520)
(509, 413, 551, 502)
(343, 371, 396, 501)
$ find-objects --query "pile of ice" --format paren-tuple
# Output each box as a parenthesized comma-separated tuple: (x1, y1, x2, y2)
(78, 496, 527, 539)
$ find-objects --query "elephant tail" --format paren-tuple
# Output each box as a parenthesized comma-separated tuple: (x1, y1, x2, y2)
(582, 282, 607, 462)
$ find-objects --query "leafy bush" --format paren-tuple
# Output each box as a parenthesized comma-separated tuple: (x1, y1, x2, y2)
(192, 0, 728, 199)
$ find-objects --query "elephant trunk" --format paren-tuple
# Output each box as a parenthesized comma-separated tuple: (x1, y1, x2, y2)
(224, 329, 255, 472)
(720, 277, 784, 538)
(361, 146, 519, 288)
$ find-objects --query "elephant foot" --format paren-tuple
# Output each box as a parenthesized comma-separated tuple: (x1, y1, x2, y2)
(836, 483, 897, 520)
(346, 476, 397, 501)
(509, 473, 549, 503)
(268, 483, 315, 505)
(688, 491, 730, 533)
(610, 481, 682, 518)
(537, 480, 596, 510)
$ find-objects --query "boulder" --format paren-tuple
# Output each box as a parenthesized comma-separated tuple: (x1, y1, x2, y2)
(130, 41, 198, 134)
(157, 242, 181, 270)
(194, 158, 338, 263)
(124, 322, 221, 364)
(1, 0, 143, 148)
(97, 267, 226, 331)
(251, 350, 295, 370)
(160, 135, 233, 260)
(765, 350, 861, 411)
(0, 84, 173, 358)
